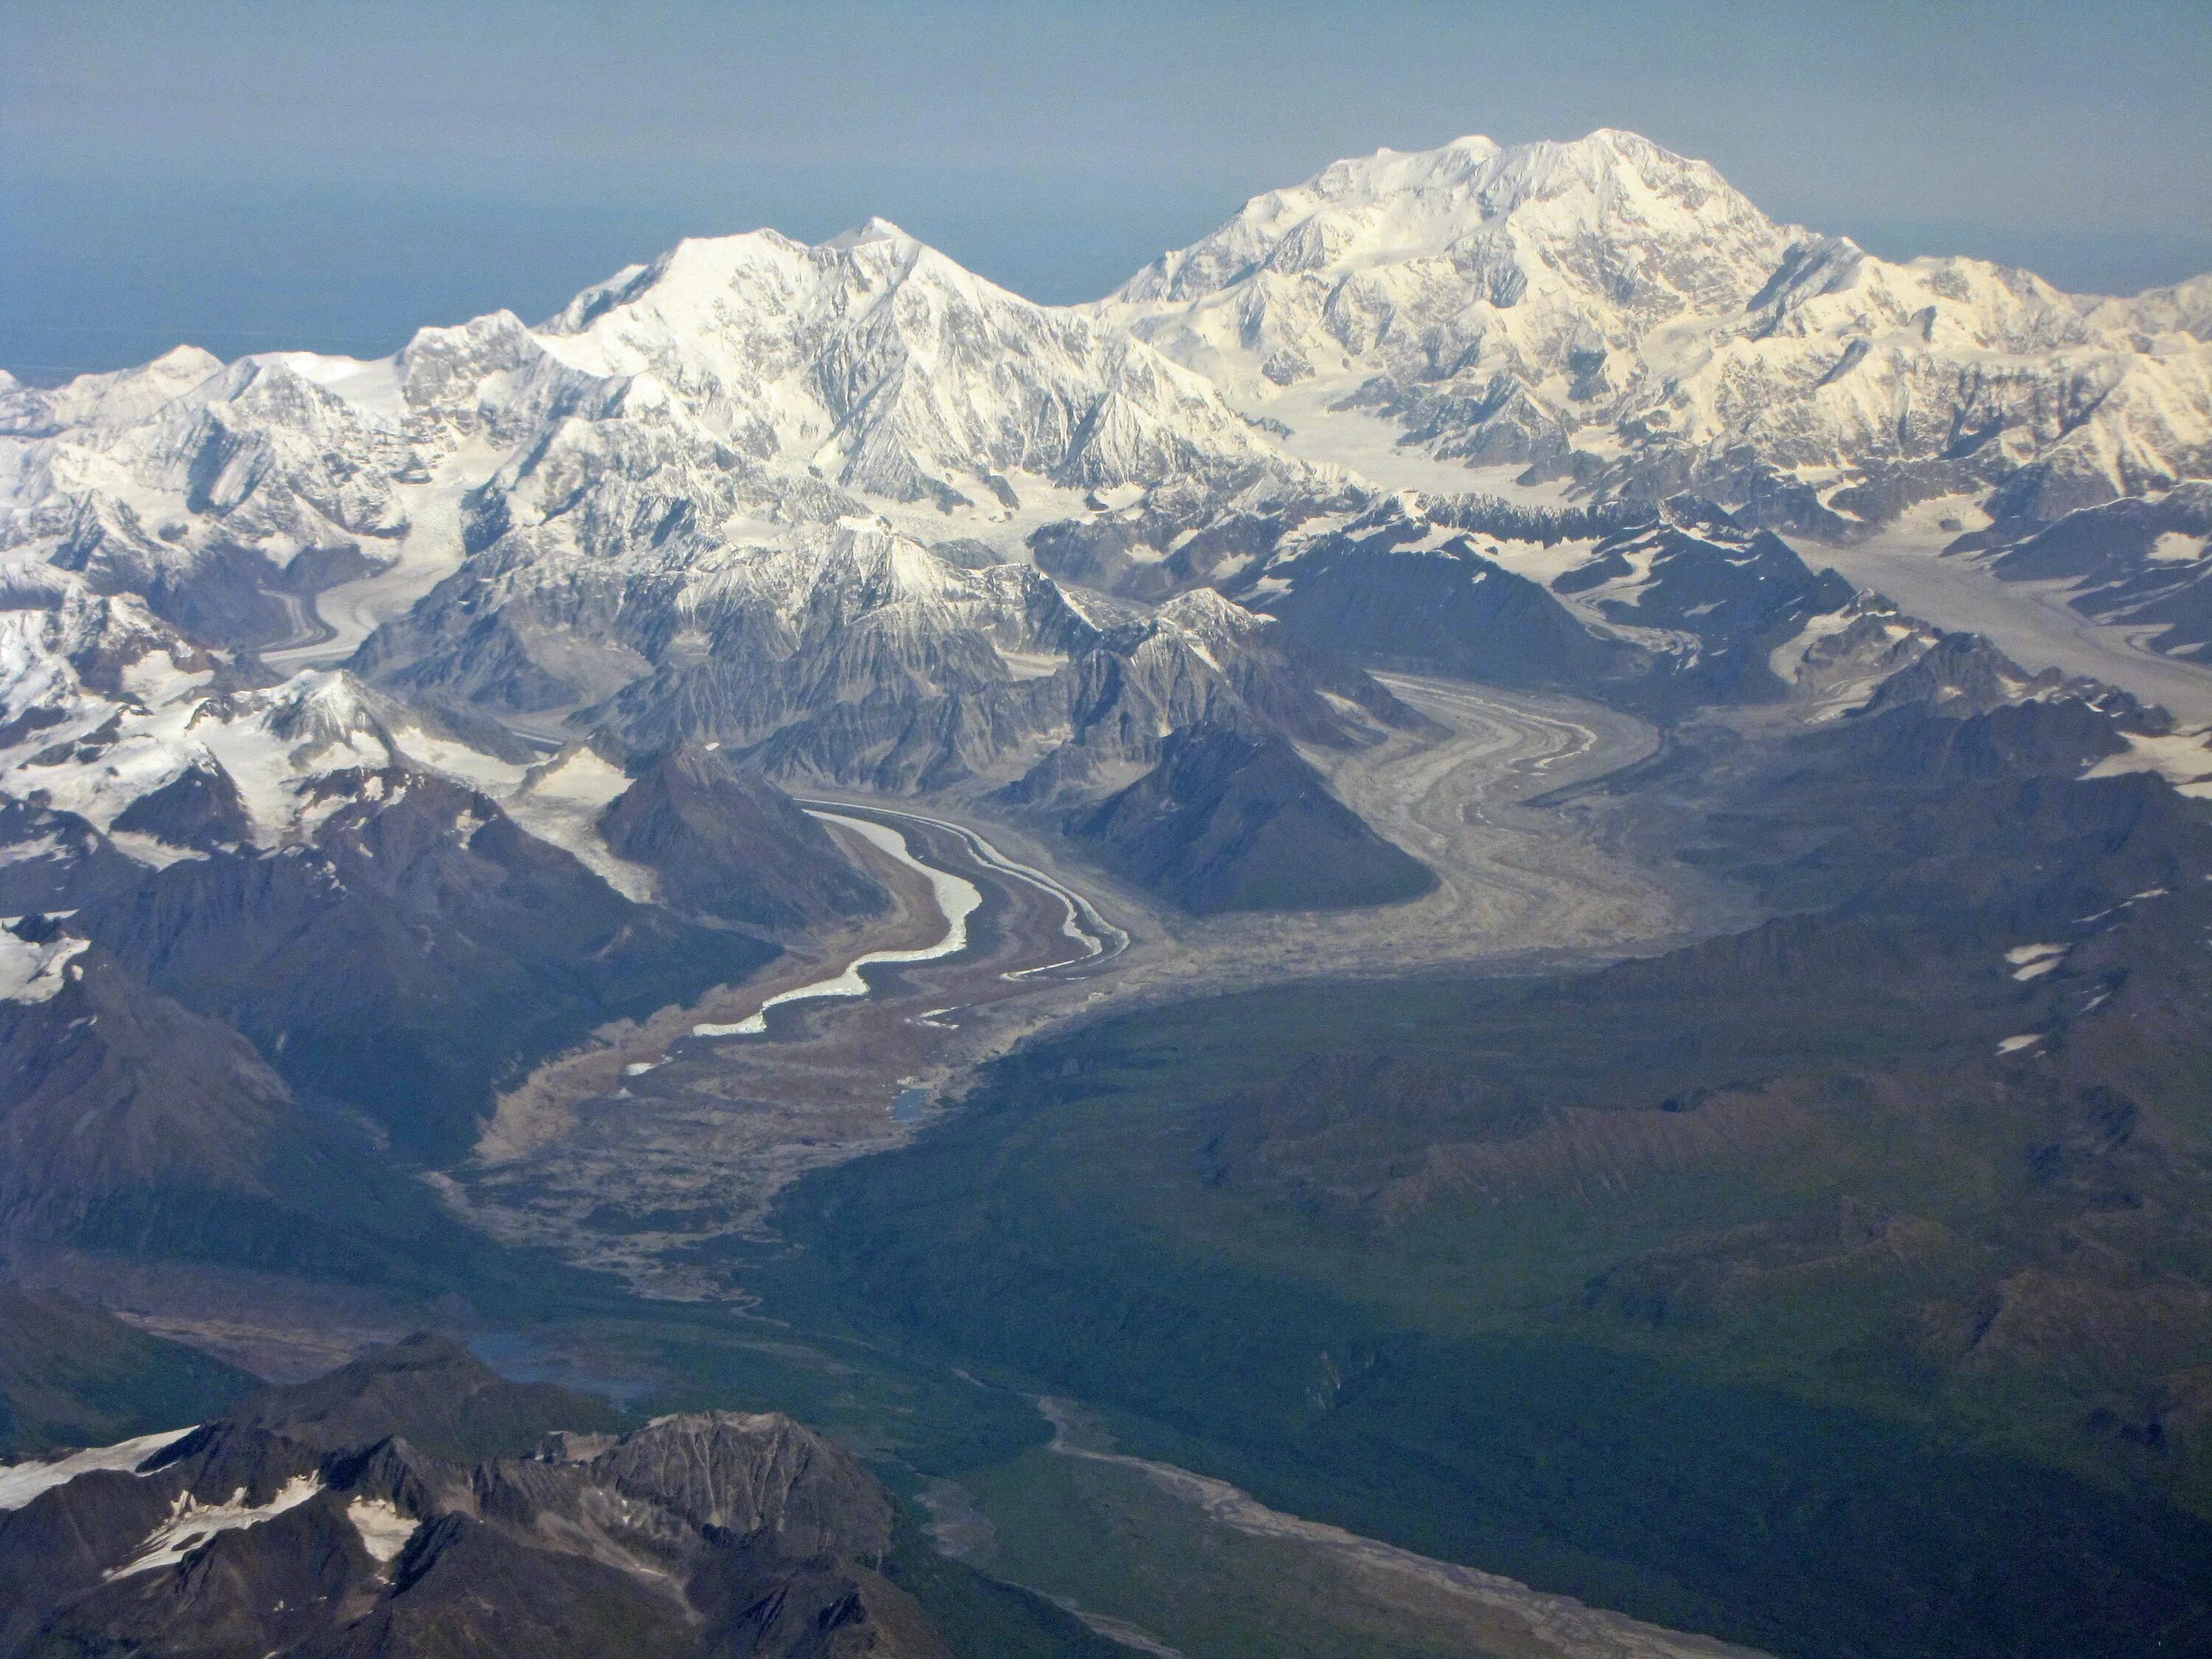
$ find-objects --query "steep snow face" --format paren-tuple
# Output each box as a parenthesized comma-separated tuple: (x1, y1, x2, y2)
(535, 218, 1277, 504)
(0, 221, 1291, 669)
(0, 1427, 196, 1509)
(0, 931, 89, 1003)
(0, 571, 526, 855)
(106, 1475, 326, 1580)
(1119, 131, 1783, 333)
(4, 355, 415, 580)
(1102, 128, 2212, 529)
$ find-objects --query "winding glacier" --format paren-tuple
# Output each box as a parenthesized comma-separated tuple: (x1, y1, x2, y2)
(692, 811, 982, 1039)
(810, 801, 1130, 976)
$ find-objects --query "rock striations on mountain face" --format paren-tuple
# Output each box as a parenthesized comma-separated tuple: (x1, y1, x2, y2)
(1071, 720, 1437, 913)
(366, 508, 1419, 799)
(0, 931, 292, 1246)
(1102, 128, 2212, 532)
(0, 209, 1398, 841)
(598, 742, 890, 933)
(0, 1335, 946, 1659)
(0, 122, 2206, 944)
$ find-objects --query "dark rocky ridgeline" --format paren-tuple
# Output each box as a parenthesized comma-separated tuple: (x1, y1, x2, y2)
(71, 768, 775, 1164)
(1015, 590, 1430, 796)
(1960, 484, 2212, 579)
(0, 922, 507, 1289)
(1554, 611, 2212, 934)
(0, 798, 146, 912)
(1026, 472, 1366, 602)
(1958, 482, 2212, 658)
(1224, 493, 1868, 712)
(1028, 495, 1294, 601)
(1829, 689, 2135, 785)
(1069, 721, 1436, 914)
(212, 1332, 625, 1463)
(0, 934, 291, 1245)
(0, 1288, 255, 1457)
(1848, 629, 2139, 722)
(597, 742, 890, 934)
(1551, 499, 1860, 708)
(1238, 507, 1644, 690)
(0, 1335, 947, 1659)
(107, 757, 253, 850)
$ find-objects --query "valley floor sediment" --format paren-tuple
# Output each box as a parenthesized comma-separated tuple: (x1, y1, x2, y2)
(442, 802, 1125, 1295)
(441, 674, 1744, 1295)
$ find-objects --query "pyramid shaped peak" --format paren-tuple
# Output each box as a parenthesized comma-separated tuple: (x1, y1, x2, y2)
(824, 216, 919, 251)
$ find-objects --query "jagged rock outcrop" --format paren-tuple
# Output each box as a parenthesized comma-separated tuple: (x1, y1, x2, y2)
(0, 1335, 943, 1659)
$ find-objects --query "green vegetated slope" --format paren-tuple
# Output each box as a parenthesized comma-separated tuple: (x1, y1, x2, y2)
(0, 1288, 257, 1456)
(768, 716, 2212, 1659)
(776, 951, 2212, 1659)
(955, 1437, 1649, 1659)
(15, 681, 2212, 1659)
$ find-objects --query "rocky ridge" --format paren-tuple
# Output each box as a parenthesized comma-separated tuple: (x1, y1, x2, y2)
(0, 1335, 944, 1659)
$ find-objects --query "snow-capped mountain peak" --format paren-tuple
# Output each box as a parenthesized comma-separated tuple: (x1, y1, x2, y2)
(526, 219, 1280, 504)
(821, 215, 920, 252)
(1102, 126, 2212, 532)
(1116, 128, 1781, 309)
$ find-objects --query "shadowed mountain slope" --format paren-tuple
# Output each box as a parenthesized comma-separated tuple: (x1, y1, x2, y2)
(0, 1335, 945, 1659)
(0, 1289, 254, 1459)
(1071, 721, 1436, 913)
(598, 742, 889, 933)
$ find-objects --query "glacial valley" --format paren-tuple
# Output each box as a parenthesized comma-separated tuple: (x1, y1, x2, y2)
(4, 123, 2212, 1659)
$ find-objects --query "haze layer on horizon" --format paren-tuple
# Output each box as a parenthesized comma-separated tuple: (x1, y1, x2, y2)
(5, 0, 2208, 382)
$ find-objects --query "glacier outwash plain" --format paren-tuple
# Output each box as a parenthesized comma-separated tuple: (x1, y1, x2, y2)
(3, 124, 2211, 1290)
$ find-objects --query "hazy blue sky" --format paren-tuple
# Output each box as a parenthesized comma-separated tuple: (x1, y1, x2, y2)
(5, 0, 2209, 379)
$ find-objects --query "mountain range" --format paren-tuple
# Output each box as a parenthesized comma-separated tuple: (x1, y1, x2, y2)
(0, 1334, 945, 1658)
(3, 124, 2211, 1659)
